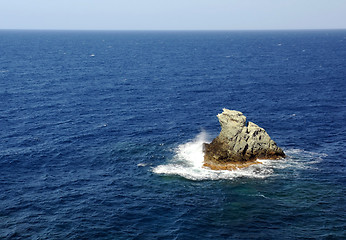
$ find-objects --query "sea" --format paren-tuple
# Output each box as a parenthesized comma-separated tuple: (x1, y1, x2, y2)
(0, 30, 345, 239)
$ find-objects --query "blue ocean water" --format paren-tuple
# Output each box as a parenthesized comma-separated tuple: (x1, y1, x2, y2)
(0, 30, 345, 239)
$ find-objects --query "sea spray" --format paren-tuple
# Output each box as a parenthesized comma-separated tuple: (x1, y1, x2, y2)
(175, 130, 208, 168)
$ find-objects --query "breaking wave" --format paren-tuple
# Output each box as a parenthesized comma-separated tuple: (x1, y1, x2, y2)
(152, 131, 324, 181)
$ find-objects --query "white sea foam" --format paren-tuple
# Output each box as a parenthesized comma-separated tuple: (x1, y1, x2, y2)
(137, 163, 148, 167)
(152, 132, 324, 181)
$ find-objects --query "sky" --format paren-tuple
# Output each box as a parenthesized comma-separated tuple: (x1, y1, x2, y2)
(0, 0, 346, 31)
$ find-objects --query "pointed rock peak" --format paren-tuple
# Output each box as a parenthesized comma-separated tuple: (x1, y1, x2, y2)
(247, 121, 263, 131)
(217, 109, 247, 128)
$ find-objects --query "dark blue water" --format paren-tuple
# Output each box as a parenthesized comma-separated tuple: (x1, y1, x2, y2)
(0, 30, 345, 239)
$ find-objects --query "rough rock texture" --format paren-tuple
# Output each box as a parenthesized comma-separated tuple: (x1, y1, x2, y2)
(203, 109, 285, 170)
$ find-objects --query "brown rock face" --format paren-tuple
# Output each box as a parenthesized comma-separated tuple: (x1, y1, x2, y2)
(203, 109, 285, 170)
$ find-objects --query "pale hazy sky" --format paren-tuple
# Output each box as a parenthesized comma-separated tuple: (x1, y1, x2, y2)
(1, 0, 346, 30)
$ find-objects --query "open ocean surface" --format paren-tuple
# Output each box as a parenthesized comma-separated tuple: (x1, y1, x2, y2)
(0, 30, 345, 239)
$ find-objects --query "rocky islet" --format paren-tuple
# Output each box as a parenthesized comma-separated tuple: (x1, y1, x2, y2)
(203, 109, 285, 170)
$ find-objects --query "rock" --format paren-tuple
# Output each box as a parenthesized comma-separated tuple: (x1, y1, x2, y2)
(203, 109, 285, 170)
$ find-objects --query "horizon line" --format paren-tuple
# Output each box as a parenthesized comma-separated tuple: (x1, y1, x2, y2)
(1, 28, 346, 32)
